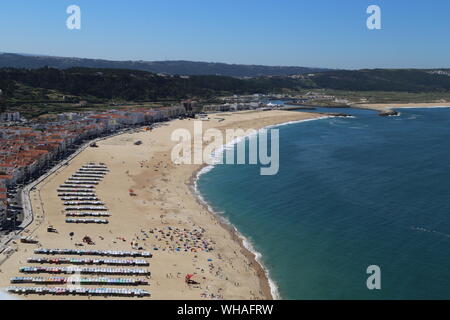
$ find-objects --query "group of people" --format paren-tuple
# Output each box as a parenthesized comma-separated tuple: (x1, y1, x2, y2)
(144, 226, 215, 253)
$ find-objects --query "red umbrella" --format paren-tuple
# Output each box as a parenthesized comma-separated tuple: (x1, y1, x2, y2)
(185, 274, 195, 283)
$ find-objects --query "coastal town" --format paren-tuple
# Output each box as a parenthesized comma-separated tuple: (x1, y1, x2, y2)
(0, 88, 394, 300)
(0, 99, 320, 300)
(0, 106, 189, 231)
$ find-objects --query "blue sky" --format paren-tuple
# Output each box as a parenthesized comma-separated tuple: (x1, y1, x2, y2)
(0, 0, 449, 69)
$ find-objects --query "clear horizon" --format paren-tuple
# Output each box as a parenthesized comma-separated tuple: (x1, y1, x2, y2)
(1, 0, 450, 69)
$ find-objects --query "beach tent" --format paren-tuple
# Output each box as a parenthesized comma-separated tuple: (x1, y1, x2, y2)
(185, 274, 200, 285)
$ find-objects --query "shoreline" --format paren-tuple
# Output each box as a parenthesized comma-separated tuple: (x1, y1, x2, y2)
(190, 165, 275, 300)
(189, 115, 334, 300)
(0, 110, 322, 300)
(353, 102, 450, 113)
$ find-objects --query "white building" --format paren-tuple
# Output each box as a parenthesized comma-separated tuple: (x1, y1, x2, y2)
(0, 112, 21, 123)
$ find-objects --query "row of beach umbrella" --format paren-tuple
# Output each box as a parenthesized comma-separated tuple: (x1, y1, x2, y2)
(64, 201, 104, 205)
(65, 206, 108, 211)
(76, 170, 107, 175)
(57, 188, 95, 193)
(8, 286, 150, 297)
(72, 174, 105, 178)
(66, 218, 109, 224)
(66, 212, 111, 217)
(61, 197, 100, 201)
(58, 192, 97, 197)
(20, 266, 151, 275)
(27, 257, 149, 266)
(11, 277, 149, 286)
(64, 180, 99, 185)
(59, 184, 96, 189)
(68, 177, 102, 181)
(34, 248, 153, 258)
(79, 167, 109, 171)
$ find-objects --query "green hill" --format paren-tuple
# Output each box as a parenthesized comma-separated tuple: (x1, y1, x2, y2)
(0, 53, 330, 77)
(2, 66, 450, 117)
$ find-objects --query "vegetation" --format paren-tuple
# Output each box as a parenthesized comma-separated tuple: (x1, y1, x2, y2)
(2, 66, 450, 118)
(311, 69, 450, 92)
(0, 53, 329, 77)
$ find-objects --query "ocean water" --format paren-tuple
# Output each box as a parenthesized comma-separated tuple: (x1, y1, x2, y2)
(196, 107, 450, 300)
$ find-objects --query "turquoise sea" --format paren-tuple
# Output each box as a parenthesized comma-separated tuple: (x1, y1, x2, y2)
(197, 106, 450, 300)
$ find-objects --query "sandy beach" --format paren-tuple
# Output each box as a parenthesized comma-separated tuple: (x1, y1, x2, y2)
(0, 110, 321, 300)
(354, 102, 450, 112)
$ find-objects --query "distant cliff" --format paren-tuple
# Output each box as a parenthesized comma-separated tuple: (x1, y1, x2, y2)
(0, 53, 330, 77)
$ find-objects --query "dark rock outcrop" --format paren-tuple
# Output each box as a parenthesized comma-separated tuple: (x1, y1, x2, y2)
(325, 113, 352, 118)
(379, 110, 399, 117)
